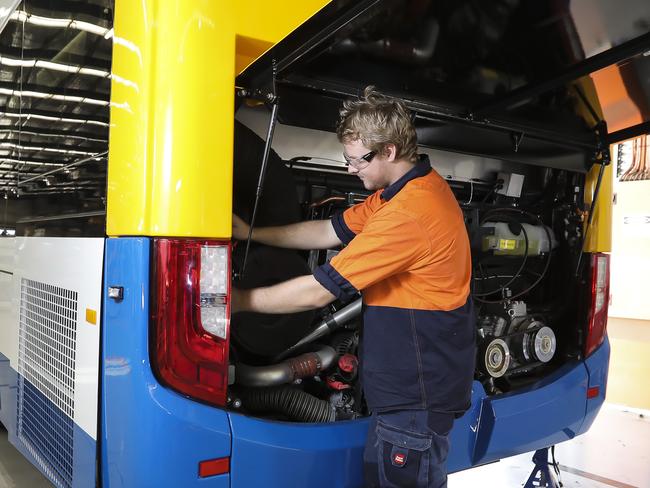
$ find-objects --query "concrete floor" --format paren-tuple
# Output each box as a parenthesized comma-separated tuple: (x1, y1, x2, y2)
(449, 403, 650, 488)
(1, 316, 649, 487)
(0, 425, 50, 487)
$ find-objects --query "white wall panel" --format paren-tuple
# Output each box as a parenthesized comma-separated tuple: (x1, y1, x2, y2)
(0, 238, 17, 361)
(12, 237, 104, 440)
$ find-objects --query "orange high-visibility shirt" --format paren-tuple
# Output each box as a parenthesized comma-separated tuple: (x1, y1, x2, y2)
(317, 157, 471, 311)
(314, 155, 475, 413)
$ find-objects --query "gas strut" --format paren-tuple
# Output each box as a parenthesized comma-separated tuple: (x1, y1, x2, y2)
(240, 62, 279, 277)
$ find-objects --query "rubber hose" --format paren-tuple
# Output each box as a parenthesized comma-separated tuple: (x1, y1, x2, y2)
(235, 346, 337, 387)
(238, 386, 336, 423)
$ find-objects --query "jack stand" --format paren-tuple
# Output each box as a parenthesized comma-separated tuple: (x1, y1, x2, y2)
(524, 447, 562, 488)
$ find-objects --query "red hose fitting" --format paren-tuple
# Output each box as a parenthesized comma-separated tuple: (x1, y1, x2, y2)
(288, 353, 322, 380)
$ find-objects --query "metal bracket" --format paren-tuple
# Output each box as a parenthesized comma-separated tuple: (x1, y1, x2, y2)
(236, 87, 278, 105)
(592, 119, 611, 167)
(573, 84, 611, 168)
(511, 131, 525, 153)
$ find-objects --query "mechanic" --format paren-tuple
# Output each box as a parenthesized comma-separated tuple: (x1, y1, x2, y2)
(231, 86, 475, 488)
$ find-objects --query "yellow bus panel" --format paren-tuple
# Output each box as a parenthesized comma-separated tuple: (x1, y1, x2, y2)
(107, 0, 331, 238)
(235, 0, 331, 75)
(573, 77, 613, 253)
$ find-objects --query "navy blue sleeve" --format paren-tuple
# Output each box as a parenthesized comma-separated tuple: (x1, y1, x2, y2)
(313, 262, 359, 302)
(331, 211, 356, 245)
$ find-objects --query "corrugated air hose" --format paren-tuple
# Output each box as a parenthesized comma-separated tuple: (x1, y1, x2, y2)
(238, 386, 336, 423)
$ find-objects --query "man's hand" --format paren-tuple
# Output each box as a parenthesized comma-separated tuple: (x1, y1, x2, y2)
(232, 213, 251, 241)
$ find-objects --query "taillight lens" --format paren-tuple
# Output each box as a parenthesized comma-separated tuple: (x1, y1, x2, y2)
(584, 253, 610, 358)
(151, 239, 231, 406)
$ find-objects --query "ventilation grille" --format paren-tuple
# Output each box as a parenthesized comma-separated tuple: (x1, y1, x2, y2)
(17, 278, 78, 488)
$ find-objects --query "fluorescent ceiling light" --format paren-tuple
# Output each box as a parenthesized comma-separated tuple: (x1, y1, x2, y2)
(0, 110, 110, 127)
(0, 142, 100, 156)
(10, 10, 142, 62)
(0, 129, 107, 143)
(10, 10, 111, 38)
(0, 86, 110, 106)
(0, 55, 109, 77)
(0, 0, 20, 34)
(0, 88, 130, 111)
(0, 56, 139, 91)
(1, 158, 64, 167)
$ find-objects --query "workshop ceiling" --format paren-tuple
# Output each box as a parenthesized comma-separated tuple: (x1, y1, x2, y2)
(0, 0, 112, 200)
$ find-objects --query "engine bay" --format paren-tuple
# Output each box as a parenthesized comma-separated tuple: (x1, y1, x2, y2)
(228, 119, 588, 422)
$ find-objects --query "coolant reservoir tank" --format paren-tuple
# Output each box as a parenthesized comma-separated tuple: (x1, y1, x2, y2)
(481, 222, 557, 256)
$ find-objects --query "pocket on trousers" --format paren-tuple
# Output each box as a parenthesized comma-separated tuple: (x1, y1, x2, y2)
(376, 421, 432, 487)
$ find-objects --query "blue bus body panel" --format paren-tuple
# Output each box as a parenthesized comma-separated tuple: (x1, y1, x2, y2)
(447, 382, 488, 471)
(228, 412, 369, 487)
(577, 338, 610, 435)
(472, 359, 589, 465)
(101, 237, 231, 488)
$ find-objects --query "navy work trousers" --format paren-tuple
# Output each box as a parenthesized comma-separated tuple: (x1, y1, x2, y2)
(363, 409, 453, 488)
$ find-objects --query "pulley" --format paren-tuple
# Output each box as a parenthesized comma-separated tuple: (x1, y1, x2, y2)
(484, 338, 510, 378)
(522, 325, 556, 363)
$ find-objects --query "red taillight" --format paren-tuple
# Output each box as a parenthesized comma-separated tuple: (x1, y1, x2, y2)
(584, 253, 610, 358)
(151, 239, 231, 406)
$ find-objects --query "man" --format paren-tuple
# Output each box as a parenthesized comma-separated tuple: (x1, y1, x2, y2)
(232, 87, 475, 488)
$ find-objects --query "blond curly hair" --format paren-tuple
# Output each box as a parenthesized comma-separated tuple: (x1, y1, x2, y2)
(336, 86, 418, 163)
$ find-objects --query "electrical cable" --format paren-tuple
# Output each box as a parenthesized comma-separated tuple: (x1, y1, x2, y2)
(472, 211, 529, 298)
(472, 208, 553, 303)
(480, 179, 504, 204)
(463, 179, 474, 205)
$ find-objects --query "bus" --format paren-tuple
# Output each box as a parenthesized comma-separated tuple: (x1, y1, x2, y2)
(1, 0, 649, 486)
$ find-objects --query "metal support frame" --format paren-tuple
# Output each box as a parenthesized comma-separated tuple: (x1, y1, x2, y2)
(17, 150, 108, 185)
(524, 447, 562, 488)
(472, 32, 650, 117)
(607, 120, 650, 145)
(16, 210, 105, 224)
(279, 76, 596, 152)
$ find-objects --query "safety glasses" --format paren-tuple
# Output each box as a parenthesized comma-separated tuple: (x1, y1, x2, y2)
(342, 150, 376, 170)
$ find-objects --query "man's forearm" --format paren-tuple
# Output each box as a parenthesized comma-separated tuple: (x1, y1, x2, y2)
(234, 275, 335, 314)
(252, 220, 341, 250)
